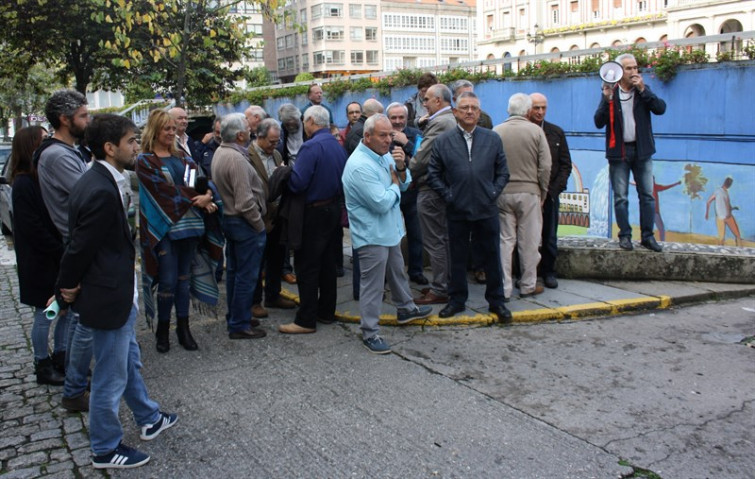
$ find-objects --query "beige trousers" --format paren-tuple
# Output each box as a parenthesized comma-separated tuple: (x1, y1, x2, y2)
(498, 192, 542, 298)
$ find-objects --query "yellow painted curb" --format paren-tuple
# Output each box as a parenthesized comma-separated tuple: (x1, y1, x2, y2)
(282, 289, 672, 326)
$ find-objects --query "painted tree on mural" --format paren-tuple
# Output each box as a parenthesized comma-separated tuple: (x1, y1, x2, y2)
(682, 164, 709, 233)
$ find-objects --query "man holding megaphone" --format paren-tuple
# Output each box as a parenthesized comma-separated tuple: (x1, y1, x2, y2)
(594, 53, 666, 252)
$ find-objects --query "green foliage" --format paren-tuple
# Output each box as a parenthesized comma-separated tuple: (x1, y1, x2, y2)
(294, 72, 315, 82)
(716, 51, 735, 62)
(245, 67, 273, 88)
(744, 41, 755, 60)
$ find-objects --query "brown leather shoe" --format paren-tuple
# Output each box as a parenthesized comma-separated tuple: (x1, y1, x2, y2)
(266, 297, 297, 309)
(473, 270, 487, 284)
(251, 303, 268, 318)
(415, 291, 449, 305)
(278, 323, 316, 334)
(520, 284, 545, 298)
(61, 391, 90, 412)
(229, 328, 267, 339)
(282, 273, 297, 284)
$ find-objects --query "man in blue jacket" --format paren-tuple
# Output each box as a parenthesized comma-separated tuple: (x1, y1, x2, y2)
(427, 92, 511, 322)
(594, 53, 666, 252)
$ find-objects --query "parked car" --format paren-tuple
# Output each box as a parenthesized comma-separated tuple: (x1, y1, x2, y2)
(0, 144, 12, 234)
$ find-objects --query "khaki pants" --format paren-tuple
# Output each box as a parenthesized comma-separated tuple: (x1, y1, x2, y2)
(498, 192, 542, 298)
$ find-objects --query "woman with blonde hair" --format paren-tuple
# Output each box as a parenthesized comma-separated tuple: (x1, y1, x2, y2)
(136, 109, 223, 353)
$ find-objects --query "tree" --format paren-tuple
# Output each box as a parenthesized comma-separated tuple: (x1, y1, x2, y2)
(0, 0, 120, 94)
(682, 163, 708, 233)
(100, 0, 271, 106)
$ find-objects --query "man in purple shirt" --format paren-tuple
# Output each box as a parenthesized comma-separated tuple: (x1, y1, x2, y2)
(279, 106, 347, 334)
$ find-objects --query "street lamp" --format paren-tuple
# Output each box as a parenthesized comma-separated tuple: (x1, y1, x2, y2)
(526, 24, 544, 54)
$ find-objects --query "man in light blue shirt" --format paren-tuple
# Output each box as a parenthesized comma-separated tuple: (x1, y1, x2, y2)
(342, 114, 432, 354)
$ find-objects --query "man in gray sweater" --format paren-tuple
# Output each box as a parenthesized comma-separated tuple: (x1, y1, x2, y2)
(494, 93, 551, 300)
(212, 113, 268, 340)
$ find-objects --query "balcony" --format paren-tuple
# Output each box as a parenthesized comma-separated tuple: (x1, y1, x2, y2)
(480, 27, 515, 45)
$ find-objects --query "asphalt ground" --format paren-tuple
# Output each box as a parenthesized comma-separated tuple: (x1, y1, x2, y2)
(1, 239, 753, 478)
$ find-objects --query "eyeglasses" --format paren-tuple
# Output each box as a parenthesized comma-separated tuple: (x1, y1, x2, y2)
(457, 106, 480, 112)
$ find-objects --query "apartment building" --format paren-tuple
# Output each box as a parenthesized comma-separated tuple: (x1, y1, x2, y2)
(269, 0, 477, 82)
(478, 0, 755, 61)
(226, 1, 267, 87)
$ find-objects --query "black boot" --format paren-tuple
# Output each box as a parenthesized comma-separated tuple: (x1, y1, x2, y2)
(51, 350, 67, 375)
(35, 358, 65, 386)
(156, 321, 170, 353)
(176, 316, 198, 351)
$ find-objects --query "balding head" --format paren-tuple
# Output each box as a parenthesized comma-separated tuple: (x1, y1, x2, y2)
(245, 105, 267, 134)
(362, 99, 384, 118)
(169, 107, 189, 135)
(528, 92, 548, 125)
(425, 84, 452, 115)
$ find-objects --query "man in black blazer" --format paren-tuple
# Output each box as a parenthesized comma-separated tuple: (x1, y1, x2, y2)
(528, 93, 572, 289)
(54, 114, 177, 469)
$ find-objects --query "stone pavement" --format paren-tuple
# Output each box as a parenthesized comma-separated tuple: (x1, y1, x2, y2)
(1, 237, 753, 478)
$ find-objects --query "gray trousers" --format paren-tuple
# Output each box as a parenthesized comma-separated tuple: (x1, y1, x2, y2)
(417, 189, 449, 296)
(357, 244, 416, 340)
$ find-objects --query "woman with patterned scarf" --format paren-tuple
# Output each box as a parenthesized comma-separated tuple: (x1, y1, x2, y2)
(136, 109, 223, 353)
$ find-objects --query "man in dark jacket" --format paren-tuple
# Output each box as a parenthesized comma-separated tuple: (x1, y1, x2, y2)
(594, 53, 666, 252)
(529, 93, 572, 289)
(55, 114, 177, 469)
(426, 92, 511, 322)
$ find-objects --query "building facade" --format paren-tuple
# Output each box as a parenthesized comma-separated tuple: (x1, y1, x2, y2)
(226, 1, 267, 88)
(477, 0, 755, 61)
(269, 0, 477, 82)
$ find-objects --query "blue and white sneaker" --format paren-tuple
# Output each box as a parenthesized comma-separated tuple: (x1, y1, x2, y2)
(92, 442, 150, 469)
(140, 411, 178, 441)
(363, 336, 391, 355)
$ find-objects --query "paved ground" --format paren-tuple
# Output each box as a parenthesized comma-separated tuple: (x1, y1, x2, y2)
(1, 238, 753, 478)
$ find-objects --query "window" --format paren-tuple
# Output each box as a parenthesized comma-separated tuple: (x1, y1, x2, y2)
(384, 36, 435, 53)
(365, 27, 377, 41)
(245, 23, 263, 35)
(551, 5, 559, 24)
(324, 3, 343, 18)
(351, 50, 364, 64)
(637, 0, 647, 12)
(592, 0, 600, 17)
(383, 14, 435, 31)
(301, 30, 308, 46)
(366, 50, 379, 64)
(302, 54, 310, 70)
(277, 58, 285, 70)
(440, 16, 468, 32)
(247, 50, 263, 62)
(276, 37, 284, 50)
(313, 27, 324, 41)
(487, 15, 494, 31)
(285, 34, 295, 49)
(285, 56, 295, 71)
(350, 4, 361, 18)
(300, 9, 307, 23)
(314, 51, 325, 65)
(329, 50, 346, 64)
(351, 27, 363, 40)
(440, 37, 468, 53)
(326, 27, 344, 41)
(571, 1, 579, 12)
(364, 5, 377, 19)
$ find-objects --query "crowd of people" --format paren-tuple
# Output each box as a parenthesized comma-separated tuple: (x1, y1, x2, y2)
(9, 52, 666, 469)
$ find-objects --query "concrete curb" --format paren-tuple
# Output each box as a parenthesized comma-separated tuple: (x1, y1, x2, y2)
(280, 287, 755, 326)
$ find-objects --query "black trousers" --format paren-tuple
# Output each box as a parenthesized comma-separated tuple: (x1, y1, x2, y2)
(539, 194, 560, 276)
(293, 203, 340, 328)
(447, 215, 505, 308)
(253, 223, 286, 304)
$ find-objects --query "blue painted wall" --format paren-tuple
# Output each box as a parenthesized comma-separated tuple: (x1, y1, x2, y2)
(218, 61, 755, 245)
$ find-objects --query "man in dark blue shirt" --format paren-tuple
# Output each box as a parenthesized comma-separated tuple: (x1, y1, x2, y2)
(279, 106, 347, 334)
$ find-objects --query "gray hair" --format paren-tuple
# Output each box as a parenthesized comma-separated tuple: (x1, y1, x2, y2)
(457, 91, 478, 102)
(245, 105, 268, 119)
(429, 84, 453, 105)
(278, 103, 301, 125)
(362, 99, 384, 117)
(364, 113, 390, 136)
(45, 89, 88, 129)
(450, 79, 474, 98)
(507, 93, 532, 117)
(257, 118, 281, 138)
(615, 53, 636, 65)
(386, 102, 408, 117)
(220, 112, 248, 143)
(303, 105, 330, 127)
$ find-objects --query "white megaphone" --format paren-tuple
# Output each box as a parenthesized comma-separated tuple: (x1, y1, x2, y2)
(599, 61, 624, 85)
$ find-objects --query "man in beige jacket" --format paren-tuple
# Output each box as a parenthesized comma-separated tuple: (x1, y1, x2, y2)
(494, 93, 551, 300)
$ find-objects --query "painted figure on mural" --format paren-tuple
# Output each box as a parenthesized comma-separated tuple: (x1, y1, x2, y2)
(631, 176, 681, 242)
(705, 177, 742, 247)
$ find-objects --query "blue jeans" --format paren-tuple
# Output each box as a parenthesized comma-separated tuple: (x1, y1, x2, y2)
(156, 237, 199, 324)
(400, 188, 424, 278)
(89, 305, 160, 456)
(63, 311, 93, 399)
(609, 146, 655, 240)
(222, 216, 266, 333)
(31, 307, 68, 361)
